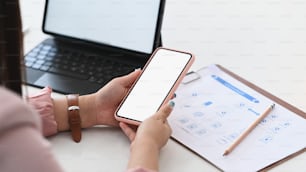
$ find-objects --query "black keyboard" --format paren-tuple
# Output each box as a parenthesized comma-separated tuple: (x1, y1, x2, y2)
(23, 42, 137, 86)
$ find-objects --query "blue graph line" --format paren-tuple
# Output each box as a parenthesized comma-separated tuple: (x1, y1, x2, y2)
(211, 75, 259, 103)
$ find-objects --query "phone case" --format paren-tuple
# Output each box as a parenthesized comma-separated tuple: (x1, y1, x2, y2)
(114, 47, 195, 125)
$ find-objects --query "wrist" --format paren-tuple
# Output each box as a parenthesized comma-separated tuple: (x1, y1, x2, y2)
(128, 138, 160, 170)
(53, 96, 69, 131)
(79, 93, 97, 128)
(130, 138, 160, 153)
(53, 93, 96, 131)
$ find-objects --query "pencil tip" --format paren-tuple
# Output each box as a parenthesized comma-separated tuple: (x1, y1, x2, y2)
(271, 103, 275, 109)
(223, 151, 229, 156)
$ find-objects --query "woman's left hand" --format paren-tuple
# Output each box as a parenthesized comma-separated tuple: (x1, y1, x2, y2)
(80, 69, 141, 128)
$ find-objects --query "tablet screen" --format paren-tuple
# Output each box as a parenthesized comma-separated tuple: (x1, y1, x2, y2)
(43, 0, 163, 54)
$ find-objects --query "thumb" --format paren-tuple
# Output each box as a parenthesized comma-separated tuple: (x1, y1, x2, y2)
(119, 69, 141, 87)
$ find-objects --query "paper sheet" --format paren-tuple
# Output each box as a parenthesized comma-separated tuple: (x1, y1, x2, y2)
(169, 64, 306, 172)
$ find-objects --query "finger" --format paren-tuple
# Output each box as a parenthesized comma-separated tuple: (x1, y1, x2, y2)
(119, 122, 136, 142)
(118, 69, 141, 87)
(164, 120, 173, 134)
(156, 101, 175, 122)
(170, 93, 177, 99)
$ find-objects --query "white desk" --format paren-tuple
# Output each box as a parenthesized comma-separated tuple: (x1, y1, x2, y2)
(21, 0, 306, 171)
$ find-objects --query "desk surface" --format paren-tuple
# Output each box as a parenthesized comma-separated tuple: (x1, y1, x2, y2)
(21, 0, 306, 171)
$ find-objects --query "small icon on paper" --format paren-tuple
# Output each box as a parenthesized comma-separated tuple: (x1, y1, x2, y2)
(193, 111, 204, 117)
(187, 123, 198, 130)
(211, 122, 222, 129)
(203, 101, 213, 106)
(196, 128, 207, 136)
(192, 92, 198, 96)
(260, 136, 273, 143)
(178, 118, 189, 124)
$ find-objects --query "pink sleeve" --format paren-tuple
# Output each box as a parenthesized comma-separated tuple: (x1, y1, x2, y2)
(27, 86, 58, 136)
(0, 87, 64, 172)
(126, 167, 158, 172)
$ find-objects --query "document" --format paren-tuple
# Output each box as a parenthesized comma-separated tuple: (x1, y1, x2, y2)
(169, 64, 306, 172)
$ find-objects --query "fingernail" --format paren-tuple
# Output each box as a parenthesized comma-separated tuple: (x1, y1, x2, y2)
(169, 101, 175, 108)
(134, 68, 141, 71)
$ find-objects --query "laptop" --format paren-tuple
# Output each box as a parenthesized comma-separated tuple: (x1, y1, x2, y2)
(23, 0, 165, 95)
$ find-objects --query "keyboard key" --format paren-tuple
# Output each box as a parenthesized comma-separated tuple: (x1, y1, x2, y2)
(27, 51, 38, 57)
(47, 51, 56, 57)
(32, 63, 42, 69)
(44, 61, 52, 66)
(32, 48, 41, 53)
(39, 50, 48, 56)
(88, 76, 97, 82)
(36, 59, 45, 64)
(25, 56, 36, 62)
(45, 56, 54, 61)
(40, 65, 50, 71)
(25, 61, 34, 67)
(42, 45, 52, 51)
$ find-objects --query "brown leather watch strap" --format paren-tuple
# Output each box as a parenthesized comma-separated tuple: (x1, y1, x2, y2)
(67, 94, 81, 142)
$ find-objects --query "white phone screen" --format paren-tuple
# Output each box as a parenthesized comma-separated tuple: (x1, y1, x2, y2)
(116, 48, 193, 122)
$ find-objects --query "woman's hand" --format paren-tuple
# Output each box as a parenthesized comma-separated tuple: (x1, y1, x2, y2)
(79, 69, 141, 128)
(119, 102, 174, 171)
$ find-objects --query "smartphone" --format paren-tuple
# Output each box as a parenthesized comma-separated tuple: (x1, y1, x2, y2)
(115, 47, 195, 125)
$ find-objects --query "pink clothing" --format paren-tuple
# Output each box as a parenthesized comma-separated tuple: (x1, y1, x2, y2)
(0, 87, 156, 172)
(27, 86, 58, 136)
(0, 87, 63, 172)
(127, 168, 157, 172)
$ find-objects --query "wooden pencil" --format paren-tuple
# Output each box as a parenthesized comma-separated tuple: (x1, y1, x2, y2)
(223, 103, 275, 156)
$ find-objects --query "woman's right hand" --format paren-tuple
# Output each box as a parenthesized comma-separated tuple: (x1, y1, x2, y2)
(119, 102, 174, 171)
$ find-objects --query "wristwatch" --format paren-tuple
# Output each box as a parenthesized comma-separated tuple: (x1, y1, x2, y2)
(67, 94, 81, 142)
